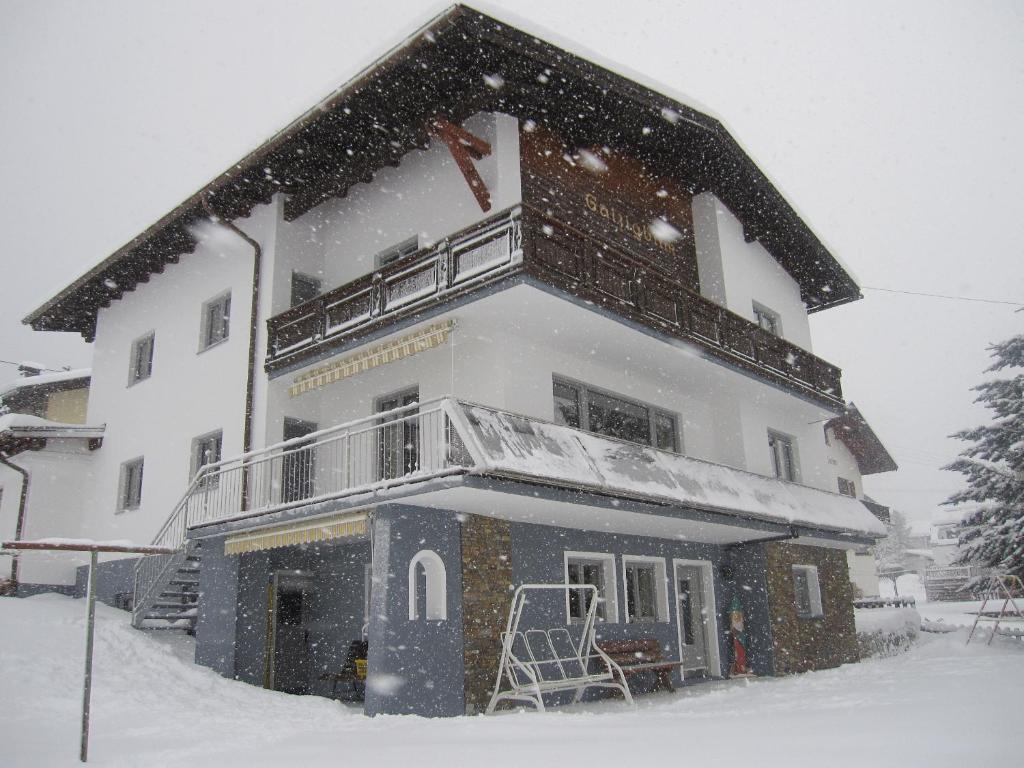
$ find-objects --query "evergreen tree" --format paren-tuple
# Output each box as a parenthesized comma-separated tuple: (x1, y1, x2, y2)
(875, 509, 913, 572)
(944, 334, 1024, 576)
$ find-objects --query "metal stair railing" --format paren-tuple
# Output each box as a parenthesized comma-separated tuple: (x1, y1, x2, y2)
(132, 398, 483, 626)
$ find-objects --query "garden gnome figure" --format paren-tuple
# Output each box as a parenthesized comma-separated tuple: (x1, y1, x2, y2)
(729, 595, 751, 676)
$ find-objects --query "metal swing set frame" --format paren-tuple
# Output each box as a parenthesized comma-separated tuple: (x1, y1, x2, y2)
(486, 583, 634, 713)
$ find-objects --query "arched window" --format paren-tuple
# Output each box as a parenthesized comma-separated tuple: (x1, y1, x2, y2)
(408, 549, 447, 621)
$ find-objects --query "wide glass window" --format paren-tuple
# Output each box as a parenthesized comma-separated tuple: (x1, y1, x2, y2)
(552, 379, 679, 452)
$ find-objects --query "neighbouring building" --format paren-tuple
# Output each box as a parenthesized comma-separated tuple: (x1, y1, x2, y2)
(0, 369, 103, 592)
(13, 5, 895, 715)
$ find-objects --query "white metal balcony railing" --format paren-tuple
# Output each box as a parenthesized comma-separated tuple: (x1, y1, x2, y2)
(133, 399, 475, 616)
(133, 398, 887, 619)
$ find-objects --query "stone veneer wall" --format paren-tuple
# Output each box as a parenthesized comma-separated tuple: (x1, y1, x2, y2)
(764, 542, 859, 675)
(460, 514, 513, 714)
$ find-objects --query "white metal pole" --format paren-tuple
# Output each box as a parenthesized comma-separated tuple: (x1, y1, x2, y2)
(80, 550, 98, 763)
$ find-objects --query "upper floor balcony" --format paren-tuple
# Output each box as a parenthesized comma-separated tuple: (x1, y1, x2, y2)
(266, 206, 844, 409)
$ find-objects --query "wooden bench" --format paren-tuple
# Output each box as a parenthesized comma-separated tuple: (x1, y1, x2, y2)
(597, 638, 676, 693)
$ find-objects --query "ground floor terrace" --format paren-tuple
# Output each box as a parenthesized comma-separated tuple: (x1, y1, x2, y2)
(181, 497, 861, 716)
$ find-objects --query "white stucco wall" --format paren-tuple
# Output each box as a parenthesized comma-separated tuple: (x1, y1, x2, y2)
(81, 204, 276, 553)
(693, 192, 813, 352)
(824, 428, 864, 498)
(0, 443, 97, 585)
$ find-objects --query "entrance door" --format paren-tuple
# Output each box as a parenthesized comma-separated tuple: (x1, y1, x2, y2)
(675, 563, 711, 674)
(269, 572, 313, 694)
(376, 388, 419, 480)
(282, 418, 317, 503)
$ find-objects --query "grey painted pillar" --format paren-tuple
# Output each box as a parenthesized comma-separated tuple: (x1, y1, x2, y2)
(364, 505, 465, 717)
(194, 538, 240, 677)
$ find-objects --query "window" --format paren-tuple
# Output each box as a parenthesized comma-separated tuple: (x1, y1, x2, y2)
(118, 457, 144, 511)
(290, 272, 321, 308)
(200, 292, 231, 350)
(622, 556, 668, 623)
(191, 430, 223, 487)
(753, 303, 781, 337)
(768, 431, 797, 481)
(552, 379, 679, 452)
(376, 388, 419, 480)
(792, 564, 824, 619)
(565, 552, 617, 623)
(375, 236, 421, 269)
(408, 549, 446, 621)
(837, 477, 856, 497)
(129, 333, 155, 385)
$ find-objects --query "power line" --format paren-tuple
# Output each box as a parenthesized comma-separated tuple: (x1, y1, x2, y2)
(862, 286, 1023, 307)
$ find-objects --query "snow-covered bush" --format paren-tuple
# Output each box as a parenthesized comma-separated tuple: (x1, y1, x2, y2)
(855, 607, 921, 658)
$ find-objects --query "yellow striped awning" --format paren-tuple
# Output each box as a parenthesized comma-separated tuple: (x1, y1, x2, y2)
(288, 319, 454, 397)
(224, 513, 368, 555)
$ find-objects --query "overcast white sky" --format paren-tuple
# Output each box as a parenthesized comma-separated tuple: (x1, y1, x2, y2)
(1, 0, 1021, 531)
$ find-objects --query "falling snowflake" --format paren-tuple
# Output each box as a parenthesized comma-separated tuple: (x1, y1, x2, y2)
(649, 218, 682, 243)
(578, 150, 607, 173)
(660, 107, 681, 124)
(483, 73, 505, 90)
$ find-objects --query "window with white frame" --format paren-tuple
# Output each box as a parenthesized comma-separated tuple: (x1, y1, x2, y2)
(128, 332, 155, 385)
(191, 430, 223, 487)
(408, 549, 446, 621)
(768, 430, 798, 481)
(199, 292, 231, 351)
(837, 477, 856, 497)
(118, 457, 144, 512)
(565, 552, 617, 623)
(753, 302, 781, 337)
(553, 378, 679, 452)
(622, 556, 668, 623)
(792, 564, 824, 619)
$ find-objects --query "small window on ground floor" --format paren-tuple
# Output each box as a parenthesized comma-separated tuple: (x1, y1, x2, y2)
(565, 552, 617, 623)
(792, 564, 824, 619)
(622, 556, 668, 623)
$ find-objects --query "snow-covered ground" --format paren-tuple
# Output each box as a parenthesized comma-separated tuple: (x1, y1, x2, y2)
(2, 594, 1021, 768)
(878, 572, 1021, 630)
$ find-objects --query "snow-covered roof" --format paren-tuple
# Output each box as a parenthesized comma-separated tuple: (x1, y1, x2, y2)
(0, 413, 104, 456)
(0, 368, 90, 399)
(462, 405, 887, 539)
(25, 4, 860, 341)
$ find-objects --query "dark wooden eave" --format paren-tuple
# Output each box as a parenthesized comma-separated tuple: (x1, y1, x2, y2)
(826, 404, 898, 475)
(24, 4, 861, 340)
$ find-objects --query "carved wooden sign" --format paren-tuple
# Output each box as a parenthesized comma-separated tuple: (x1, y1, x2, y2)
(520, 124, 698, 291)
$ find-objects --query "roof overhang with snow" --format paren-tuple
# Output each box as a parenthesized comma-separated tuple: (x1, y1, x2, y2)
(25, 4, 860, 341)
(826, 403, 898, 475)
(0, 414, 104, 458)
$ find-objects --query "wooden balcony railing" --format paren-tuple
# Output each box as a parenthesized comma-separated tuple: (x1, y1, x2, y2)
(520, 206, 844, 407)
(265, 204, 843, 407)
(267, 207, 524, 368)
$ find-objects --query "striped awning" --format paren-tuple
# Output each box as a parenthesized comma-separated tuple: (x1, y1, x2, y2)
(288, 319, 454, 397)
(224, 512, 368, 555)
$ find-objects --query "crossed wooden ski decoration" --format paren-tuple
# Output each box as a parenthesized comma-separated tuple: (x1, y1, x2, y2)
(429, 118, 492, 212)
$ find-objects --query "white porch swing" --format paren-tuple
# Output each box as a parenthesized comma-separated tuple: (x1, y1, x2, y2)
(486, 584, 634, 713)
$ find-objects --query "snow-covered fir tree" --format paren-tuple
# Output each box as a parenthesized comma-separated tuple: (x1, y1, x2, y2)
(875, 509, 913, 572)
(944, 334, 1024, 576)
